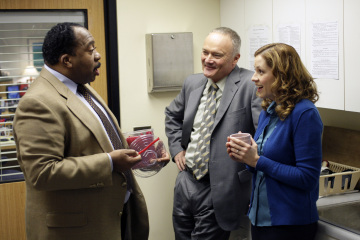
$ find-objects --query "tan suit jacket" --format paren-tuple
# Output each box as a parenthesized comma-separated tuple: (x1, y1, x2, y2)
(13, 68, 149, 240)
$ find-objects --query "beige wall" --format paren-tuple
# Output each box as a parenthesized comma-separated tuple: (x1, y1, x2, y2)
(116, 0, 220, 239)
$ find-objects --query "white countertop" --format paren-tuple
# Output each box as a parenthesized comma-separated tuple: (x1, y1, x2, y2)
(316, 191, 360, 240)
(317, 191, 360, 207)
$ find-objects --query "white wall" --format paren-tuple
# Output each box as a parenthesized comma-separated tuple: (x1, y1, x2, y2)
(116, 0, 220, 239)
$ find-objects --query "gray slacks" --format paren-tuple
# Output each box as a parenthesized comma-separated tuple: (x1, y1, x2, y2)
(172, 169, 230, 240)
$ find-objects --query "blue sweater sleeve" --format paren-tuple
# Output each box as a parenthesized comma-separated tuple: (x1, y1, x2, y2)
(256, 108, 323, 191)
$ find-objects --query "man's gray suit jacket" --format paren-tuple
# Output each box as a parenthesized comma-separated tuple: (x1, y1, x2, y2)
(165, 65, 262, 231)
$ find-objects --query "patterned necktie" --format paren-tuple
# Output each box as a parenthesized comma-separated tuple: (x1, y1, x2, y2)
(77, 84, 133, 191)
(193, 83, 219, 180)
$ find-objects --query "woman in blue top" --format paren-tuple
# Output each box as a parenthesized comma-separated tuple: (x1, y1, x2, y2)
(226, 43, 323, 240)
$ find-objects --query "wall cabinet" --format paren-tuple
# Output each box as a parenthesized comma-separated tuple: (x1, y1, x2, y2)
(220, 0, 360, 113)
(344, 0, 360, 112)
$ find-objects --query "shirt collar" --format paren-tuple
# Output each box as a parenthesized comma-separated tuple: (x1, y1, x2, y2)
(206, 76, 227, 93)
(267, 101, 277, 115)
(44, 64, 78, 95)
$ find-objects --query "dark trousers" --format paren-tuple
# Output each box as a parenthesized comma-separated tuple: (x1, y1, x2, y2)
(121, 202, 128, 240)
(251, 222, 318, 240)
(172, 170, 230, 240)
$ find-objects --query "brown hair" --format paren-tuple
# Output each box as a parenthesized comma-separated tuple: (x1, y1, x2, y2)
(254, 43, 319, 120)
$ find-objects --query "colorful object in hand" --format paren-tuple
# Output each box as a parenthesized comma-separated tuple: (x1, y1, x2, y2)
(124, 129, 166, 177)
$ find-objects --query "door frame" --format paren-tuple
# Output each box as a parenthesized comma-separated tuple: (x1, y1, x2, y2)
(104, 0, 120, 124)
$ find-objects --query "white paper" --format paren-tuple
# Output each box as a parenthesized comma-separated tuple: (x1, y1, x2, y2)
(310, 21, 339, 79)
(276, 24, 301, 56)
(248, 25, 271, 69)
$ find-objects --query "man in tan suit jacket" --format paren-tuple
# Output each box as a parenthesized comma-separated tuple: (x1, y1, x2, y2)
(14, 23, 152, 240)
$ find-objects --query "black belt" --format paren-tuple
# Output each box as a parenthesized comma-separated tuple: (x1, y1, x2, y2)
(185, 165, 210, 181)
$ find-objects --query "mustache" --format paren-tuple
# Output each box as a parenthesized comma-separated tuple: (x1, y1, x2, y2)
(203, 62, 215, 67)
(94, 62, 101, 70)
(204, 63, 215, 68)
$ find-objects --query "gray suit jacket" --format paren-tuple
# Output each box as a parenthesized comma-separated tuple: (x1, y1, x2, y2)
(14, 68, 149, 240)
(165, 65, 262, 231)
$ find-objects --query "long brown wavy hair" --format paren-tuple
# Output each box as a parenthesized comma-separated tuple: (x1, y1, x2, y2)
(254, 43, 319, 120)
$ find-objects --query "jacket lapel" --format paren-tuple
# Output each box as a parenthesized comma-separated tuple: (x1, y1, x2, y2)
(186, 81, 206, 123)
(213, 66, 240, 130)
(182, 78, 207, 147)
(40, 68, 114, 152)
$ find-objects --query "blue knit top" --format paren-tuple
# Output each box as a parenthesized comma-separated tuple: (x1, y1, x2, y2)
(247, 99, 323, 226)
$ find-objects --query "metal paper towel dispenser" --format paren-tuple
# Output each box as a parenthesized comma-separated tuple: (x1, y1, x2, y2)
(146, 32, 193, 93)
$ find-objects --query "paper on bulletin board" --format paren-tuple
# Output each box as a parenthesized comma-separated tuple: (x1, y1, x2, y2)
(248, 25, 271, 69)
(310, 21, 339, 80)
(276, 23, 301, 56)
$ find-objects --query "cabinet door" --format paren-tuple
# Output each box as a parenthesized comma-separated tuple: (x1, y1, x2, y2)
(221, 0, 348, 111)
(305, 0, 344, 110)
(273, 0, 306, 61)
(344, 0, 360, 112)
(243, 0, 273, 70)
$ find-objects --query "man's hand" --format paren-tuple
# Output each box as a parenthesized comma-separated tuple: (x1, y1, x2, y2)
(174, 150, 186, 171)
(110, 149, 141, 172)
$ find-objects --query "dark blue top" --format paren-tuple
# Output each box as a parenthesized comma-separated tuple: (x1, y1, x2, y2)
(247, 99, 323, 225)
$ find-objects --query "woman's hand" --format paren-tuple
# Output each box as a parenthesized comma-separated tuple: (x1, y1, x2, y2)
(226, 136, 259, 168)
